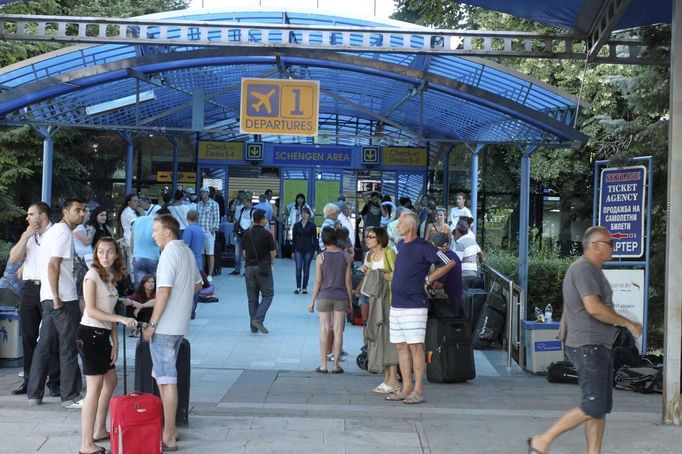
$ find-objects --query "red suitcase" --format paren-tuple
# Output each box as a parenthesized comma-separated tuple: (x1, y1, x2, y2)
(110, 392, 163, 454)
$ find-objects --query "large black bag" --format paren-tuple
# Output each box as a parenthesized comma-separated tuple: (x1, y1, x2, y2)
(425, 319, 475, 383)
(546, 360, 579, 384)
(472, 292, 507, 349)
(462, 289, 488, 327)
(425, 301, 475, 383)
(135, 339, 191, 427)
(614, 365, 663, 394)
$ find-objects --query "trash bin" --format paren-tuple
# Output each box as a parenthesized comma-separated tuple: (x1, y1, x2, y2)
(0, 310, 22, 367)
(522, 321, 563, 374)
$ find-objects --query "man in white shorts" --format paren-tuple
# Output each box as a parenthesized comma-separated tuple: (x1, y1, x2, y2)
(388, 211, 455, 404)
(196, 186, 220, 281)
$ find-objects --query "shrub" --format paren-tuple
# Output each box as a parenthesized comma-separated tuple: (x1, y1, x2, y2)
(485, 248, 573, 320)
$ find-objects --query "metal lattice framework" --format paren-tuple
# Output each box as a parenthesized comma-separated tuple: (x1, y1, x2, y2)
(0, 9, 589, 149)
(0, 14, 669, 65)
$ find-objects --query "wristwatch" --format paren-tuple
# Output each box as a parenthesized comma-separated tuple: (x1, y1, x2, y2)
(147, 320, 157, 329)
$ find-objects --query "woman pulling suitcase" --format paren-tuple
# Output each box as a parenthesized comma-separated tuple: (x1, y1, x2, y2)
(76, 237, 137, 454)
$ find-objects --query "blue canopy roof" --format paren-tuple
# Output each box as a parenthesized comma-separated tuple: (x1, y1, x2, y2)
(0, 8, 586, 147)
(461, 0, 672, 33)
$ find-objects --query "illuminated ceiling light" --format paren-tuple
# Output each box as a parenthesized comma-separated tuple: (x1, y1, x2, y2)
(86, 91, 156, 116)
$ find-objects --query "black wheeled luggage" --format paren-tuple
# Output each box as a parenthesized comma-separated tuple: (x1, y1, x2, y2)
(462, 288, 488, 327)
(472, 292, 507, 349)
(426, 299, 475, 383)
(426, 318, 475, 383)
(135, 339, 191, 427)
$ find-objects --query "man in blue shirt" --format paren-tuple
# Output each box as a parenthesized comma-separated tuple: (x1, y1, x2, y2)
(182, 210, 205, 271)
(388, 211, 455, 405)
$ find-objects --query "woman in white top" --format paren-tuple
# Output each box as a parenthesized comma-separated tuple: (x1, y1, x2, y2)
(77, 237, 137, 454)
(73, 207, 95, 267)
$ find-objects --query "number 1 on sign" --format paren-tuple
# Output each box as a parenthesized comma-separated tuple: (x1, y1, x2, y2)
(291, 88, 303, 116)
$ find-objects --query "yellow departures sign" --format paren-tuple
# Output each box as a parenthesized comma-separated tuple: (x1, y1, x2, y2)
(240, 78, 319, 136)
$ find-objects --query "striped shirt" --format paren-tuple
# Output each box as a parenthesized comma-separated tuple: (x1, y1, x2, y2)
(453, 231, 481, 277)
(392, 238, 450, 309)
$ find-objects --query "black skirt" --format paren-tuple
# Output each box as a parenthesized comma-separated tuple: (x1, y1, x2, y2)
(76, 324, 115, 376)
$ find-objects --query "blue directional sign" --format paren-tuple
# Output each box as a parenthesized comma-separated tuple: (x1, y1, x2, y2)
(598, 165, 646, 258)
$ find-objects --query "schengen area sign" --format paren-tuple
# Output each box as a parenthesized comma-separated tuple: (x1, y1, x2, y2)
(240, 78, 319, 136)
(598, 165, 646, 258)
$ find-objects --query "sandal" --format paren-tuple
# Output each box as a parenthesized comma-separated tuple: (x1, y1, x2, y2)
(332, 367, 344, 374)
(527, 437, 546, 454)
(403, 392, 425, 404)
(385, 391, 405, 401)
(162, 442, 178, 452)
(93, 433, 110, 442)
(372, 383, 396, 394)
(78, 447, 109, 454)
(314, 367, 328, 374)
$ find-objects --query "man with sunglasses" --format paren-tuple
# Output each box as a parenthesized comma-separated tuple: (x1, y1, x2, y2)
(529, 226, 642, 454)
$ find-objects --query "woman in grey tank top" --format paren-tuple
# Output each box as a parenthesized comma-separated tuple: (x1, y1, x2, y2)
(308, 227, 353, 373)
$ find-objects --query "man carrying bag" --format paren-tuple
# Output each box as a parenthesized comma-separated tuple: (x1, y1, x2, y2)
(242, 209, 276, 335)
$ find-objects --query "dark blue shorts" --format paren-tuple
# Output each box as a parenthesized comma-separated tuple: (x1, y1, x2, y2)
(567, 344, 613, 419)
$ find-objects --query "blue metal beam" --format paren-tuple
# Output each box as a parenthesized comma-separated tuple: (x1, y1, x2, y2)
(518, 143, 538, 303)
(470, 143, 485, 232)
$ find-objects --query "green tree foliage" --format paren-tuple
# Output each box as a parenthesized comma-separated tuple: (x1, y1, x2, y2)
(0, 0, 187, 228)
(393, 2, 670, 346)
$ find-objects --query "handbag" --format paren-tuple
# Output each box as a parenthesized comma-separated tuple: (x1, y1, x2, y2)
(248, 230, 271, 277)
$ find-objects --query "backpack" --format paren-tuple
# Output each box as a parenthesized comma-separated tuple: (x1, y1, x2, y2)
(546, 360, 579, 384)
(614, 365, 663, 394)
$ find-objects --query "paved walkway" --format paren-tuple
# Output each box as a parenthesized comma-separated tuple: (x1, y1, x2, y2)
(0, 260, 679, 453)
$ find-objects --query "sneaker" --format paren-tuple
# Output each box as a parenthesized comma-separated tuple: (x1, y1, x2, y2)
(28, 398, 42, 406)
(302, 289, 308, 294)
(251, 320, 269, 334)
(11, 382, 27, 395)
(207, 275, 213, 283)
(62, 397, 84, 409)
(229, 270, 240, 275)
(294, 288, 301, 294)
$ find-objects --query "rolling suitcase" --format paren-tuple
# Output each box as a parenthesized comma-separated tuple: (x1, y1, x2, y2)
(462, 288, 488, 327)
(135, 338, 191, 427)
(110, 392, 163, 454)
(472, 292, 507, 349)
(110, 322, 163, 454)
(425, 316, 475, 383)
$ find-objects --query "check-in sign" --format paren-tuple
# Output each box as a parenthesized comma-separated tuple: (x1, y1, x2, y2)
(240, 78, 319, 136)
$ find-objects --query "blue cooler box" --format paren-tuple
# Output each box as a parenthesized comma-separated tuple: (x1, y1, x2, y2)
(0, 311, 22, 367)
(522, 321, 563, 374)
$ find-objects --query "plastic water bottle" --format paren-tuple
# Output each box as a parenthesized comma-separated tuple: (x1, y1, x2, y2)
(534, 306, 545, 323)
(544, 304, 553, 323)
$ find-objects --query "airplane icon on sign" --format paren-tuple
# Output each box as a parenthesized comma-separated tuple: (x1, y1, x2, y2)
(251, 89, 276, 114)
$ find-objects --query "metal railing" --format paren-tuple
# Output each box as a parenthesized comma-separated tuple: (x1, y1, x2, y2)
(480, 263, 525, 368)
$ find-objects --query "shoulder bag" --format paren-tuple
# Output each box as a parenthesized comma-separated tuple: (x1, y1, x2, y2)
(248, 230, 271, 277)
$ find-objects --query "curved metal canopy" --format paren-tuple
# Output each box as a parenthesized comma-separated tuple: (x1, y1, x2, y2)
(0, 8, 587, 147)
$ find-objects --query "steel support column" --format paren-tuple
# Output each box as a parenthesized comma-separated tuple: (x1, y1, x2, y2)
(663, 0, 682, 426)
(121, 132, 134, 195)
(169, 136, 179, 194)
(518, 144, 538, 301)
(443, 146, 452, 208)
(38, 126, 55, 204)
(470, 144, 485, 232)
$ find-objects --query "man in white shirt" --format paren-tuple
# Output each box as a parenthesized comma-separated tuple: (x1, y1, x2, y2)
(139, 194, 161, 216)
(447, 192, 473, 226)
(337, 202, 356, 248)
(231, 196, 253, 276)
(27, 199, 86, 408)
(143, 214, 202, 452)
(119, 193, 142, 248)
(9, 202, 60, 396)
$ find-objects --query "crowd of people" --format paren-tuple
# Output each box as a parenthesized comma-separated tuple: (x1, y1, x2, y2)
(0, 184, 645, 453)
(0, 187, 483, 452)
